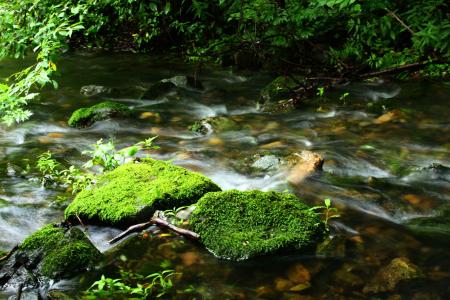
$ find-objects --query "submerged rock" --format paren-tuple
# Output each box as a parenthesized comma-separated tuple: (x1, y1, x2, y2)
(251, 155, 281, 172)
(67, 101, 131, 128)
(80, 85, 111, 97)
(189, 116, 240, 134)
(141, 81, 176, 99)
(260, 76, 302, 103)
(363, 257, 424, 294)
(190, 190, 325, 260)
(65, 159, 221, 226)
(404, 163, 450, 183)
(0, 224, 101, 289)
(406, 205, 450, 242)
(287, 150, 324, 185)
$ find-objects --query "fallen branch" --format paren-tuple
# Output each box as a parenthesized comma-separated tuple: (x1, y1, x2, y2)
(108, 221, 152, 244)
(108, 211, 200, 244)
(152, 214, 200, 241)
(357, 61, 428, 79)
(387, 11, 415, 35)
(0, 245, 19, 263)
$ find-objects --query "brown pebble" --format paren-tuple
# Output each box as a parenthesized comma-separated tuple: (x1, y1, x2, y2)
(274, 277, 294, 291)
(47, 132, 64, 138)
(180, 251, 200, 267)
(287, 264, 311, 284)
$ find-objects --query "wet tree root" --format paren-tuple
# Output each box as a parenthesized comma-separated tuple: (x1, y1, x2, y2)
(0, 245, 18, 263)
(108, 211, 200, 244)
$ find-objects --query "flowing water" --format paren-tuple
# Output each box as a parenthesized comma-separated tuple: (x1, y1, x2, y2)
(0, 53, 449, 299)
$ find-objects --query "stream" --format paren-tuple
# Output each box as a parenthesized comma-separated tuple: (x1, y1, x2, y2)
(1, 53, 449, 299)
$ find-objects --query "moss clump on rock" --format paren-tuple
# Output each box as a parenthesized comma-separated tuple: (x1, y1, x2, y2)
(141, 81, 176, 99)
(19, 224, 101, 278)
(189, 116, 240, 134)
(65, 158, 221, 226)
(260, 76, 302, 103)
(67, 101, 131, 128)
(190, 190, 325, 260)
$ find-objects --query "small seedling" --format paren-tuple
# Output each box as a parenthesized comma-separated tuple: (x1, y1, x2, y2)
(309, 198, 340, 227)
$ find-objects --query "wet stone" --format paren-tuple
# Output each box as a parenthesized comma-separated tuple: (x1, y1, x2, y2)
(363, 257, 424, 294)
(65, 158, 220, 226)
(287, 150, 324, 185)
(190, 190, 325, 260)
(67, 101, 131, 128)
(0, 224, 101, 292)
(80, 85, 111, 97)
(251, 155, 281, 172)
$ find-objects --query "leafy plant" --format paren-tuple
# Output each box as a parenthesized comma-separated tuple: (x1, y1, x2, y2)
(309, 198, 340, 227)
(83, 136, 159, 172)
(36, 137, 158, 193)
(37, 152, 94, 194)
(86, 269, 178, 299)
(316, 87, 325, 97)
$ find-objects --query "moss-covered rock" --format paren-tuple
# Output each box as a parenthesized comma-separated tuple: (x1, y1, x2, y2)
(189, 116, 240, 134)
(406, 205, 450, 243)
(141, 81, 176, 99)
(190, 190, 325, 260)
(68, 101, 131, 128)
(260, 76, 303, 103)
(4, 224, 101, 280)
(65, 159, 221, 226)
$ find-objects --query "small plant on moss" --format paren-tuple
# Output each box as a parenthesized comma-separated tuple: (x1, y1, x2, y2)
(83, 136, 159, 171)
(37, 152, 94, 194)
(86, 269, 178, 299)
(309, 198, 340, 228)
(316, 87, 325, 97)
(163, 205, 192, 225)
(339, 92, 350, 104)
(37, 137, 159, 194)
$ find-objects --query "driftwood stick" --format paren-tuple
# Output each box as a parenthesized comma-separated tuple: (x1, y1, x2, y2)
(387, 11, 415, 35)
(358, 61, 427, 79)
(151, 216, 200, 240)
(108, 211, 200, 244)
(108, 221, 152, 244)
(0, 245, 19, 263)
(75, 213, 87, 231)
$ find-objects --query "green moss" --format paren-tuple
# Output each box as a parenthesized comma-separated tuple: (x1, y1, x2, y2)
(260, 76, 303, 102)
(65, 158, 221, 226)
(68, 101, 131, 128)
(20, 224, 65, 252)
(19, 224, 101, 278)
(189, 116, 240, 134)
(190, 190, 325, 260)
(41, 241, 100, 277)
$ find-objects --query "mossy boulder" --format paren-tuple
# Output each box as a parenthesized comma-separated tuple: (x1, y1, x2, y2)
(189, 116, 240, 134)
(190, 190, 325, 260)
(0, 224, 101, 283)
(65, 159, 221, 226)
(141, 81, 176, 99)
(260, 76, 303, 103)
(68, 101, 131, 128)
(406, 205, 450, 243)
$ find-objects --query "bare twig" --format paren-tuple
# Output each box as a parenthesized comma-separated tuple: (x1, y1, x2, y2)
(152, 215, 200, 240)
(75, 213, 87, 231)
(108, 221, 152, 244)
(358, 61, 428, 79)
(387, 11, 415, 35)
(108, 211, 200, 244)
(0, 245, 19, 263)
